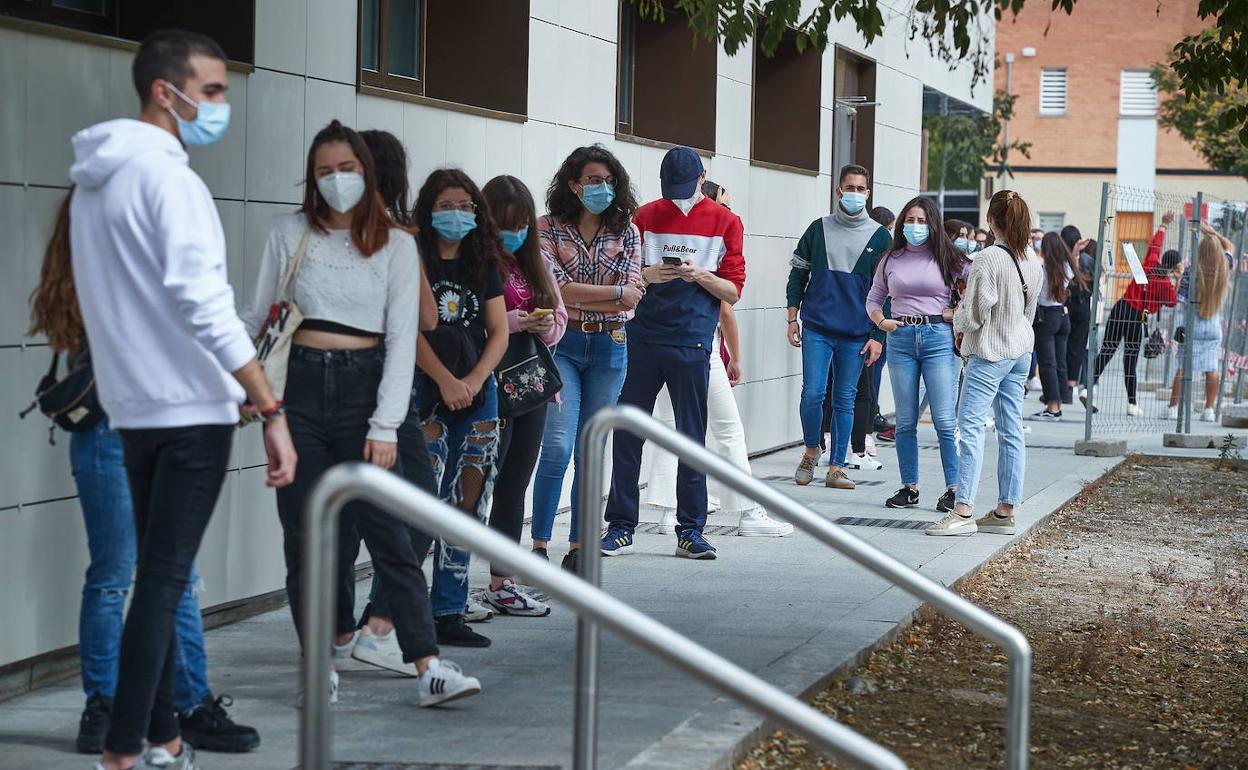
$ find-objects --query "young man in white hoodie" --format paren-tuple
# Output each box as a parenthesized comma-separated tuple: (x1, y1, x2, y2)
(69, 30, 296, 770)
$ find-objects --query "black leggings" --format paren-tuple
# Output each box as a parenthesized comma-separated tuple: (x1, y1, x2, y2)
(821, 358, 877, 454)
(488, 402, 548, 575)
(1092, 299, 1145, 404)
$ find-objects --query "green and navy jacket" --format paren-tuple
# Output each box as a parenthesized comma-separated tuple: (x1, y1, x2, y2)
(787, 208, 891, 341)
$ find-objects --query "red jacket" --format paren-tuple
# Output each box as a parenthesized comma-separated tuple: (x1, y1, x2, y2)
(1124, 227, 1177, 314)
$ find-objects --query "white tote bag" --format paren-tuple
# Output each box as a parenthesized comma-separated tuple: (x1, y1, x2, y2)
(247, 227, 311, 414)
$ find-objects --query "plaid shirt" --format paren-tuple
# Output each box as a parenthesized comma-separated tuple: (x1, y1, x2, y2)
(537, 214, 642, 323)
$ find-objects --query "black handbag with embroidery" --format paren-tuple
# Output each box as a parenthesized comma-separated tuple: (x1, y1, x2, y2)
(19, 351, 105, 443)
(495, 332, 562, 419)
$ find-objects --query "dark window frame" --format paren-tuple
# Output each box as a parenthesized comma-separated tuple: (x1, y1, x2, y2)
(0, 0, 255, 65)
(358, 0, 425, 97)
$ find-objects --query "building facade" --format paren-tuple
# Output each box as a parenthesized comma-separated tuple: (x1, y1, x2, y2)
(0, 0, 990, 674)
(993, 0, 1248, 236)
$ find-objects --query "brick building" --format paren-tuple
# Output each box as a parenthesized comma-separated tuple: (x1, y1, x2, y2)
(992, 0, 1248, 237)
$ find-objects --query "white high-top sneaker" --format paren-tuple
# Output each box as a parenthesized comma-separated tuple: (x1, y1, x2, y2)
(737, 508, 794, 537)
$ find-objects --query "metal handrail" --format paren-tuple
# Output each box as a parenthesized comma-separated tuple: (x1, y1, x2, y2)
(576, 405, 1032, 770)
(300, 462, 907, 770)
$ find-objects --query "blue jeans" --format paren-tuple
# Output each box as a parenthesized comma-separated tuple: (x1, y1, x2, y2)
(425, 376, 500, 618)
(71, 420, 209, 712)
(887, 324, 960, 488)
(531, 327, 628, 545)
(800, 327, 866, 468)
(955, 354, 1030, 509)
(605, 340, 710, 534)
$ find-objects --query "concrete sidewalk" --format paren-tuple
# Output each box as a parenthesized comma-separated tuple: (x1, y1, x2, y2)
(0, 404, 1230, 770)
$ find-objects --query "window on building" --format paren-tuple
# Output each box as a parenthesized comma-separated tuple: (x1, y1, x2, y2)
(359, 0, 529, 117)
(1119, 69, 1157, 117)
(1037, 212, 1065, 233)
(616, 2, 716, 152)
(0, 0, 255, 63)
(751, 28, 820, 172)
(1039, 67, 1067, 115)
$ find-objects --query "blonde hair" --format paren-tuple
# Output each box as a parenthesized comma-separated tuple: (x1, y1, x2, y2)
(1195, 235, 1230, 320)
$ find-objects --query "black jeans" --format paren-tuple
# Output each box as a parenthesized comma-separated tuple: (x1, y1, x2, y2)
(106, 424, 233, 755)
(1092, 299, 1145, 404)
(1066, 296, 1091, 389)
(277, 345, 437, 662)
(489, 402, 548, 574)
(1034, 305, 1071, 405)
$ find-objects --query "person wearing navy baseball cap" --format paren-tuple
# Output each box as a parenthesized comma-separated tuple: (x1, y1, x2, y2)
(601, 147, 747, 561)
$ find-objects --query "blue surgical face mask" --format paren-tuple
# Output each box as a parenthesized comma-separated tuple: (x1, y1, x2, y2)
(500, 226, 528, 253)
(954, 237, 970, 253)
(431, 210, 477, 242)
(840, 190, 867, 215)
(167, 84, 230, 147)
(903, 223, 929, 246)
(579, 183, 615, 215)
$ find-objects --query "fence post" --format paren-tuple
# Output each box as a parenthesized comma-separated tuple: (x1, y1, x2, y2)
(1215, 209, 1246, 417)
(1085, 182, 1111, 444)
(1179, 193, 1201, 433)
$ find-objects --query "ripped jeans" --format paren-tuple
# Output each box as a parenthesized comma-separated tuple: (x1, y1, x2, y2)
(421, 374, 500, 618)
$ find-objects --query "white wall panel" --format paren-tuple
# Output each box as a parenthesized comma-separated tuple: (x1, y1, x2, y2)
(587, 0, 620, 42)
(0, 186, 29, 347)
(520, 119, 561, 200)
(526, 19, 562, 125)
(191, 71, 250, 201)
(402, 101, 449, 187)
(25, 37, 112, 187)
(483, 119, 525, 186)
(580, 36, 618, 135)
(306, 0, 358, 84)
(444, 112, 489, 183)
(304, 78, 358, 150)
(356, 93, 405, 136)
(0, 348, 26, 510)
(718, 41, 752, 86)
(0, 28, 27, 184)
(245, 69, 306, 203)
(715, 77, 752, 161)
(254, 0, 307, 75)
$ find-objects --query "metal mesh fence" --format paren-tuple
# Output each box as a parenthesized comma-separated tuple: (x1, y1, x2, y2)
(1082, 184, 1248, 443)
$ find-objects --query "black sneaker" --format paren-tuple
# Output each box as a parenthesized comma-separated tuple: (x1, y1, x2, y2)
(435, 614, 492, 648)
(936, 489, 956, 513)
(560, 548, 579, 573)
(178, 694, 260, 753)
(885, 487, 919, 509)
(76, 694, 111, 754)
(873, 413, 893, 433)
(532, 547, 549, 561)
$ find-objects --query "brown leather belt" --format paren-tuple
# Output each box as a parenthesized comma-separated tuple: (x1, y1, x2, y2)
(571, 320, 625, 333)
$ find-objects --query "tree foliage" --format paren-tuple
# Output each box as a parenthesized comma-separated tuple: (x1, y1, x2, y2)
(925, 91, 1032, 190)
(1155, 62, 1248, 179)
(634, 0, 1246, 139)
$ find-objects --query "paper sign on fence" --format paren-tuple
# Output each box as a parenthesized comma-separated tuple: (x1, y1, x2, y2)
(1121, 243, 1149, 285)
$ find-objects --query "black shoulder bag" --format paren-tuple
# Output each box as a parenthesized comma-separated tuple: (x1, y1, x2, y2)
(495, 332, 563, 419)
(19, 352, 106, 444)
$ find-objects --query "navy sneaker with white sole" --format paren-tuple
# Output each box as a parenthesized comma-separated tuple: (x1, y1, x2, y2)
(600, 526, 634, 556)
(675, 530, 717, 560)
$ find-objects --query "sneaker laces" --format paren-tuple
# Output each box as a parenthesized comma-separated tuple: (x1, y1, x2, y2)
(433, 658, 465, 676)
(934, 510, 970, 527)
(798, 454, 816, 470)
(199, 694, 237, 727)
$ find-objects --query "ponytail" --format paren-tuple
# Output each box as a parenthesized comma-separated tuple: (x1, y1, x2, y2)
(986, 189, 1032, 259)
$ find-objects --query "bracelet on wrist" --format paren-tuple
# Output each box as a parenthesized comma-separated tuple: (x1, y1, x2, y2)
(787, 319, 798, 325)
(259, 400, 286, 423)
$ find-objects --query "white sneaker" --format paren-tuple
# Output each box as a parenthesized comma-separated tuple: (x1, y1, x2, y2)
(139, 743, 197, 770)
(656, 507, 677, 534)
(864, 433, 878, 456)
(1167, 405, 1178, 420)
(817, 446, 833, 466)
(1126, 403, 1143, 417)
(708, 492, 722, 514)
(737, 508, 794, 537)
(924, 511, 977, 537)
(464, 598, 494, 623)
(483, 578, 552, 617)
(418, 658, 482, 707)
(1201, 408, 1216, 422)
(845, 452, 883, 471)
(351, 626, 419, 677)
(296, 669, 339, 708)
(1026, 376, 1042, 393)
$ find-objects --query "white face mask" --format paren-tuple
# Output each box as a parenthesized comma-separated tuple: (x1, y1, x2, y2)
(316, 172, 366, 214)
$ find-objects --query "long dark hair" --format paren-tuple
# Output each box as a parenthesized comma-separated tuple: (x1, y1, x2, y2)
(414, 168, 505, 291)
(986, 190, 1032, 258)
(546, 144, 638, 235)
(884, 196, 968, 287)
(300, 120, 393, 256)
(482, 175, 558, 311)
(359, 129, 412, 228)
(1039, 232, 1072, 304)
(28, 192, 82, 353)
(1059, 225, 1091, 292)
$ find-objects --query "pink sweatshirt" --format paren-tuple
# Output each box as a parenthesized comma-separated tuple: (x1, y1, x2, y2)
(504, 260, 567, 347)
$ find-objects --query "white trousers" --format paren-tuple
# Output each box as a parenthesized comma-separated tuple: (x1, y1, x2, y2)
(643, 344, 760, 515)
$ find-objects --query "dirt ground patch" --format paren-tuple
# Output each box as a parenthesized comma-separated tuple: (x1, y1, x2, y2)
(739, 454, 1248, 770)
